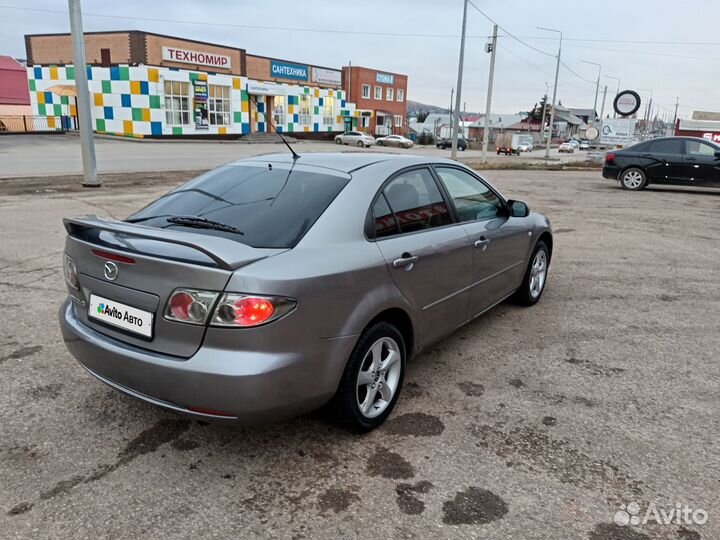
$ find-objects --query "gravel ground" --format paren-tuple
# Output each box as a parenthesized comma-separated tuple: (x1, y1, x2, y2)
(0, 169, 718, 540)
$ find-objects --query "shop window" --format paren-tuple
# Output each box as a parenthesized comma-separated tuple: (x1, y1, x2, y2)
(397, 89, 404, 102)
(208, 84, 231, 126)
(394, 115, 403, 128)
(386, 87, 394, 101)
(323, 95, 335, 125)
(298, 94, 312, 125)
(362, 84, 371, 99)
(164, 80, 190, 125)
(374, 86, 382, 100)
(273, 96, 286, 126)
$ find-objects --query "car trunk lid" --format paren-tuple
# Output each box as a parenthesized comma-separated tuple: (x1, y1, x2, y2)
(63, 215, 285, 358)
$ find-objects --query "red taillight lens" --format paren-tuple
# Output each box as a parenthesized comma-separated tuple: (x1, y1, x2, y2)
(211, 294, 296, 328)
(605, 152, 616, 162)
(164, 289, 218, 325)
(91, 249, 135, 264)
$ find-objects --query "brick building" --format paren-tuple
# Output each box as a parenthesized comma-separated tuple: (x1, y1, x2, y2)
(342, 66, 408, 135)
(22, 30, 406, 138)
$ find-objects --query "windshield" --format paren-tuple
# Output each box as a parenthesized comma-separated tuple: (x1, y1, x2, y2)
(127, 164, 350, 248)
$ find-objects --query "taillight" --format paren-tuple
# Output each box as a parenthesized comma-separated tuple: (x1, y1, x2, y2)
(605, 152, 616, 162)
(164, 289, 218, 325)
(211, 294, 296, 328)
(63, 254, 79, 290)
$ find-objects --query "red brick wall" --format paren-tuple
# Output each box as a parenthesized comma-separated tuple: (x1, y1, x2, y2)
(343, 66, 408, 134)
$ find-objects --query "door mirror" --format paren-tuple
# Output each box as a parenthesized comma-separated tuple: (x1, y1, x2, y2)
(508, 200, 529, 218)
(714, 150, 720, 159)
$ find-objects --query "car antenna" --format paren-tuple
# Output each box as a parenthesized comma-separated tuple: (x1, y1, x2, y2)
(248, 95, 300, 160)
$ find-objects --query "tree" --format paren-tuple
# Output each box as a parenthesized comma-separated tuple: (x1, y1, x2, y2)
(416, 110, 430, 123)
(527, 95, 549, 123)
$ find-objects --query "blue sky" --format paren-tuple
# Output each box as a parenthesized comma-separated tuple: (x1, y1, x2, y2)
(1, 0, 717, 118)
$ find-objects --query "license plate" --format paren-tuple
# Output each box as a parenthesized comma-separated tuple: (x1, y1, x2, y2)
(88, 294, 154, 338)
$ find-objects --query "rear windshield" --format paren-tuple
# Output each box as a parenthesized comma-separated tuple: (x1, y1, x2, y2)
(127, 165, 350, 248)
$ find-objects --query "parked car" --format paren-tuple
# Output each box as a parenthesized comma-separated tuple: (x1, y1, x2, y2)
(59, 153, 553, 431)
(335, 131, 375, 148)
(436, 137, 467, 151)
(602, 136, 720, 190)
(579, 140, 590, 150)
(558, 142, 575, 153)
(376, 134, 414, 149)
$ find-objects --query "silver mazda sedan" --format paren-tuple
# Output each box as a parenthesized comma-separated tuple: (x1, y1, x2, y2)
(60, 153, 552, 431)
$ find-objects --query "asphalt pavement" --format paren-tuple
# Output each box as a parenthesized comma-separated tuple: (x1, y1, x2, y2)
(0, 168, 718, 540)
(0, 134, 582, 177)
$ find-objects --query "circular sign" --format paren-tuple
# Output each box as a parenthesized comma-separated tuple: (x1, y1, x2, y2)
(613, 90, 641, 117)
(586, 126, 599, 140)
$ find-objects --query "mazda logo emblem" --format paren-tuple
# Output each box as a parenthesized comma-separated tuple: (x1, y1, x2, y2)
(103, 261, 119, 281)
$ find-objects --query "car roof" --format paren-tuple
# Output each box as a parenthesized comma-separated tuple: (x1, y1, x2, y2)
(236, 152, 458, 174)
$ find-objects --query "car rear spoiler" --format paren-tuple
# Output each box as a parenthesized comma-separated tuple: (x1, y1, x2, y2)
(63, 215, 273, 271)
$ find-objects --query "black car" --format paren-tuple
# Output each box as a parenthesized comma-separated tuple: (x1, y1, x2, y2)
(436, 137, 467, 151)
(603, 136, 720, 190)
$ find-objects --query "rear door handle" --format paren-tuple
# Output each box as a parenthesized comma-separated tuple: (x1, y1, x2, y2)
(474, 238, 491, 251)
(392, 254, 419, 268)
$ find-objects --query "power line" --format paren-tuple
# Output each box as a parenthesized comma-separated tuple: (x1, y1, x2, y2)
(559, 60, 596, 85)
(466, 1, 554, 57)
(0, 4, 485, 38)
(508, 35, 720, 46)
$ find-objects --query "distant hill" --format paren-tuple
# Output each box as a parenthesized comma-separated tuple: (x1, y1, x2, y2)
(407, 99, 479, 119)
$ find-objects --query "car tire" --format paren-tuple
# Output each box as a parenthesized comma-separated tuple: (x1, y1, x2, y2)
(512, 241, 550, 307)
(620, 167, 647, 191)
(357, 141, 364, 147)
(335, 138, 342, 145)
(330, 322, 406, 432)
(377, 141, 383, 146)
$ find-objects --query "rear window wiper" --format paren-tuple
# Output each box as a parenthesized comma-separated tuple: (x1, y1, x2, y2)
(166, 216, 244, 235)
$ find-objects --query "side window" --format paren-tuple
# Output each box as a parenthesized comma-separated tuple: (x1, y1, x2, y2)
(373, 194, 398, 238)
(648, 139, 682, 154)
(686, 140, 716, 157)
(379, 168, 452, 236)
(435, 167, 503, 222)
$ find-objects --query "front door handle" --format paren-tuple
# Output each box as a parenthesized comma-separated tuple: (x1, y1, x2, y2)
(474, 238, 491, 251)
(392, 254, 419, 269)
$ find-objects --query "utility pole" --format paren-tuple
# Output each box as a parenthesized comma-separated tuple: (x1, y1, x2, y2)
(538, 26, 561, 159)
(582, 60, 601, 123)
(68, 0, 98, 187)
(481, 24, 498, 163)
(540, 84, 549, 144)
(449, 87, 454, 138)
(673, 97, 679, 133)
(599, 85, 608, 121)
(605, 75, 620, 118)
(451, 0, 468, 159)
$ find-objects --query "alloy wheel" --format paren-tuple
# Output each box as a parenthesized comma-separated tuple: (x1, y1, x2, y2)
(529, 250, 547, 299)
(356, 337, 402, 418)
(623, 170, 644, 189)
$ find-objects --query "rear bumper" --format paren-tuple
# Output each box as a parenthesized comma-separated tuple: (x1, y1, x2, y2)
(602, 164, 621, 179)
(59, 298, 356, 424)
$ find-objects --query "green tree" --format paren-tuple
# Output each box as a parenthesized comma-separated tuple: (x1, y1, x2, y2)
(527, 96, 549, 122)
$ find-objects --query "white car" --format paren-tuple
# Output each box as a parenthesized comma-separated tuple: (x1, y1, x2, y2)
(335, 131, 376, 148)
(558, 142, 575, 153)
(579, 141, 590, 150)
(517, 142, 533, 153)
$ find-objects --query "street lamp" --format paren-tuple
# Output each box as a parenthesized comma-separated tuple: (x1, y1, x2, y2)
(537, 26, 562, 159)
(581, 60, 601, 123)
